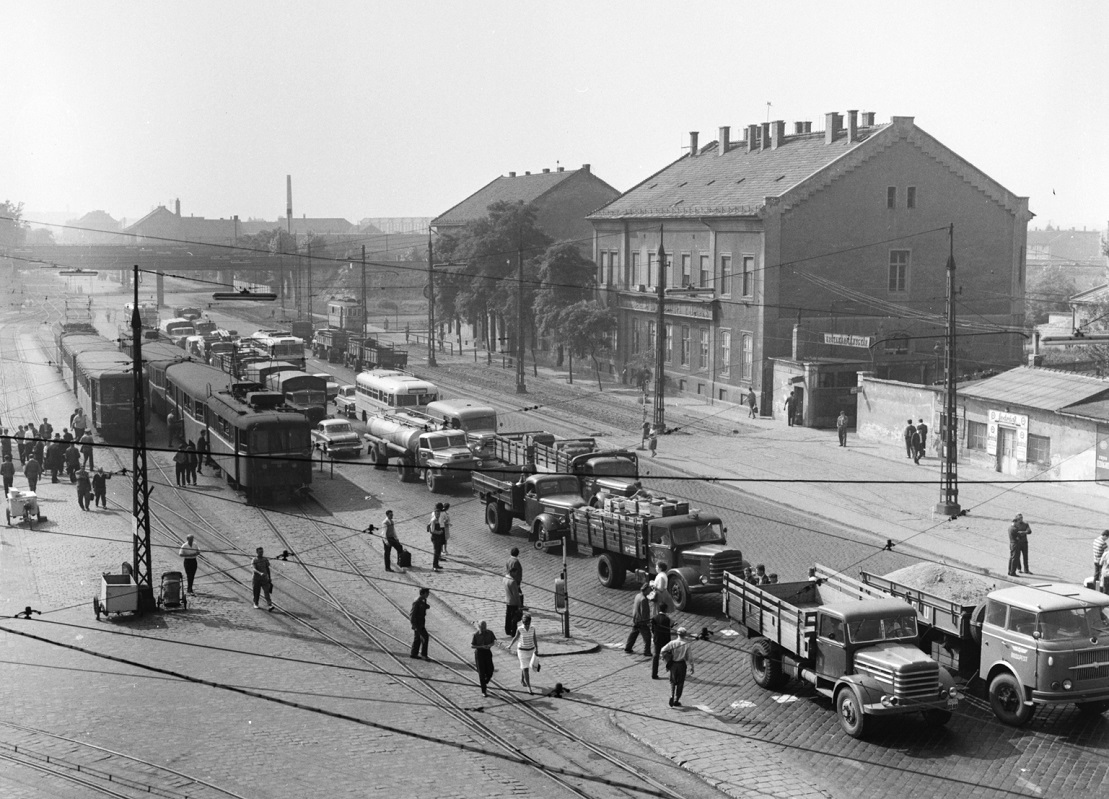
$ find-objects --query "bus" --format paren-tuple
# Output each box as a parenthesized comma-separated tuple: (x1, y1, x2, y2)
(124, 301, 159, 329)
(354, 369, 438, 421)
(242, 333, 306, 370)
(424, 398, 498, 459)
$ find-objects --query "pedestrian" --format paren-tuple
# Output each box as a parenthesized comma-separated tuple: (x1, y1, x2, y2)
(755, 564, 771, 584)
(648, 426, 658, 458)
(47, 436, 64, 483)
(440, 502, 452, 556)
(185, 440, 199, 485)
(624, 584, 653, 657)
(64, 442, 80, 482)
(32, 436, 44, 465)
(75, 466, 92, 510)
(166, 409, 178, 447)
(504, 572, 524, 636)
(641, 419, 651, 447)
(471, 620, 497, 697)
(62, 428, 73, 444)
(660, 627, 695, 708)
(746, 388, 758, 419)
(196, 429, 211, 474)
(649, 561, 670, 616)
(72, 407, 87, 443)
(742, 565, 756, 583)
(410, 587, 430, 660)
(1099, 548, 1109, 593)
(91, 467, 111, 508)
(915, 418, 929, 462)
(80, 432, 94, 468)
(381, 509, 404, 572)
(650, 605, 674, 680)
(784, 390, 797, 427)
(902, 419, 915, 459)
(251, 546, 274, 610)
(768, 573, 779, 584)
(1094, 529, 1109, 584)
(178, 534, 199, 593)
(509, 612, 539, 695)
(0, 455, 14, 497)
(15, 425, 26, 465)
(0, 429, 10, 462)
(836, 410, 849, 447)
(38, 418, 53, 441)
(428, 503, 446, 571)
(506, 546, 523, 587)
(1008, 514, 1032, 576)
(173, 444, 188, 486)
(23, 455, 41, 492)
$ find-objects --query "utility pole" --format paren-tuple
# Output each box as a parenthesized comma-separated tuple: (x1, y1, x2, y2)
(305, 241, 312, 326)
(653, 229, 667, 433)
(361, 245, 367, 344)
(426, 228, 437, 367)
(935, 224, 961, 517)
(516, 240, 527, 394)
(130, 265, 154, 611)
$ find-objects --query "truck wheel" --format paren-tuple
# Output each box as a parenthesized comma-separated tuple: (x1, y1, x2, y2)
(1076, 700, 1109, 716)
(668, 576, 690, 612)
(395, 460, 413, 483)
(597, 554, 626, 589)
(921, 708, 952, 728)
(988, 672, 1035, 726)
(750, 639, 787, 690)
(485, 501, 511, 535)
(835, 688, 867, 738)
(425, 470, 440, 493)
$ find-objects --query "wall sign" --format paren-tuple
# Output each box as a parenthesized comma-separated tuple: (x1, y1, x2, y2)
(823, 333, 873, 349)
(986, 409, 1028, 461)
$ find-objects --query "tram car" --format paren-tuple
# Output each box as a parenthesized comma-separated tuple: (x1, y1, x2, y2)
(327, 298, 363, 333)
(164, 361, 312, 503)
(55, 332, 135, 441)
(139, 341, 193, 418)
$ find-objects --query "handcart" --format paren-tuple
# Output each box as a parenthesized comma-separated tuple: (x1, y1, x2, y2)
(6, 489, 44, 528)
(157, 570, 188, 610)
(93, 566, 141, 620)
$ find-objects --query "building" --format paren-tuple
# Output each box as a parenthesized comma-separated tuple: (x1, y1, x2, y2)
(432, 164, 620, 249)
(588, 111, 1031, 426)
(1026, 226, 1107, 294)
(124, 200, 240, 245)
(60, 210, 125, 245)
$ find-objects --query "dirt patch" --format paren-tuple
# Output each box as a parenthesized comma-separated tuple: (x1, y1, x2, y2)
(881, 562, 999, 606)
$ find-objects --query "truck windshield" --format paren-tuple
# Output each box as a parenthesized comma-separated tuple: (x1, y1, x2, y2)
(848, 615, 918, 643)
(670, 521, 724, 546)
(537, 477, 581, 497)
(1038, 606, 1109, 640)
(589, 458, 637, 477)
(426, 433, 468, 450)
(459, 413, 496, 432)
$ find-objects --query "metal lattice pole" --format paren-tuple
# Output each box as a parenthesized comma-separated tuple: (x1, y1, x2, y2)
(131, 265, 155, 610)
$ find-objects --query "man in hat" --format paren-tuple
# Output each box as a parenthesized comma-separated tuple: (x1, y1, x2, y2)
(659, 627, 695, 707)
(410, 587, 431, 660)
(1008, 513, 1032, 576)
(428, 503, 446, 571)
(91, 467, 111, 509)
(903, 419, 916, 459)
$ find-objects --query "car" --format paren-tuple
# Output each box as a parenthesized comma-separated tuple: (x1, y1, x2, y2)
(174, 306, 203, 321)
(334, 385, 357, 418)
(311, 418, 362, 457)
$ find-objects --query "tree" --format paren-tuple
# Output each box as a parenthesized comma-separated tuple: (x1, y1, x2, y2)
(554, 300, 617, 390)
(25, 228, 55, 246)
(533, 243, 597, 365)
(0, 200, 26, 249)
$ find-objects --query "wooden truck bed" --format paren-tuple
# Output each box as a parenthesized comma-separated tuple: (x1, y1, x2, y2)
(567, 506, 647, 560)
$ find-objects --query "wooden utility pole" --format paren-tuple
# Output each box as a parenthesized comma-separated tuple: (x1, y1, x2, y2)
(516, 241, 527, 394)
(935, 224, 961, 517)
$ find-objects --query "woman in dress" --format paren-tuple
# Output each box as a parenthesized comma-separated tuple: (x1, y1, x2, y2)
(509, 613, 539, 694)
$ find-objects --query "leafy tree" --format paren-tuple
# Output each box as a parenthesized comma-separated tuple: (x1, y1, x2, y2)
(533, 242, 597, 364)
(554, 300, 616, 390)
(0, 200, 26, 249)
(25, 227, 55, 245)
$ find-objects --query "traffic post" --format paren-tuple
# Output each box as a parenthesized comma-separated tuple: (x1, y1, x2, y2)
(534, 537, 571, 638)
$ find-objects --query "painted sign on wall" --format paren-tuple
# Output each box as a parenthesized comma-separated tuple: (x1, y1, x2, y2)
(823, 333, 873, 349)
(986, 409, 1028, 461)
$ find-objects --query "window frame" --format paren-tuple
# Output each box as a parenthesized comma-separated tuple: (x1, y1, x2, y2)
(741, 255, 754, 297)
(887, 186, 897, 209)
(698, 328, 709, 370)
(720, 329, 732, 377)
(664, 323, 673, 363)
(680, 325, 691, 366)
(680, 253, 691, 288)
(906, 186, 916, 209)
(1027, 433, 1051, 465)
(720, 254, 733, 297)
(741, 333, 753, 379)
(966, 420, 988, 451)
(699, 254, 711, 289)
(888, 249, 910, 293)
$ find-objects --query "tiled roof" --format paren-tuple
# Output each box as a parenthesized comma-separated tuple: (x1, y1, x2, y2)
(433, 170, 579, 226)
(957, 366, 1109, 411)
(1026, 228, 1105, 262)
(589, 128, 883, 219)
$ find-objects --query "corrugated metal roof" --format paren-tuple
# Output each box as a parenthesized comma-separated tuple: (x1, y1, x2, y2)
(957, 366, 1109, 410)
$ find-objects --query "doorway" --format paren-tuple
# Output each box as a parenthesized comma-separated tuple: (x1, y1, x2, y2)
(996, 426, 1017, 475)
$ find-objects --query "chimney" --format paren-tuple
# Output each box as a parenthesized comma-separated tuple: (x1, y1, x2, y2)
(771, 120, 785, 149)
(803, 121, 812, 133)
(825, 112, 842, 144)
(718, 126, 730, 156)
(542, 168, 550, 173)
(286, 175, 292, 232)
(509, 171, 516, 177)
(747, 124, 759, 153)
(794, 121, 806, 134)
(861, 111, 876, 127)
(556, 166, 564, 172)
(760, 122, 771, 151)
(581, 163, 591, 173)
(175, 198, 181, 216)
(689, 131, 699, 156)
(847, 110, 858, 142)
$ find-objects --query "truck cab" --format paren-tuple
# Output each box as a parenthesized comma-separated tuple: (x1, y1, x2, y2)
(575, 451, 639, 504)
(647, 514, 741, 608)
(521, 473, 586, 536)
(414, 430, 479, 491)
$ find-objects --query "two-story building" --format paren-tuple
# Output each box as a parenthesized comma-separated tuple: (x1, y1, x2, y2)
(589, 111, 1031, 426)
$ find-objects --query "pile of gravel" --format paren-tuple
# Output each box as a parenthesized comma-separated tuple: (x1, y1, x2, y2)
(881, 563, 997, 606)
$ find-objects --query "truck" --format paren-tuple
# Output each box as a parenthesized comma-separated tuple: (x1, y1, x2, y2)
(723, 564, 960, 738)
(859, 569, 1109, 726)
(473, 471, 587, 542)
(345, 335, 408, 371)
(363, 411, 479, 492)
(568, 504, 742, 610)
(312, 328, 349, 363)
(491, 431, 640, 504)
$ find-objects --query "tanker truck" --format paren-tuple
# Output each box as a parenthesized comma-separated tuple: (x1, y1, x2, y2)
(363, 411, 480, 492)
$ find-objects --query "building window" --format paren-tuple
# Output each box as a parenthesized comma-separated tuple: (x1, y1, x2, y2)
(680, 253, 691, 287)
(1027, 433, 1051, 465)
(741, 334, 753, 379)
(665, 323, 673, 363)
(628, 251, 638, 287)
(647, 320, 656, 352)
(599, 251, 609, 286)
(699, 328, 709, 369)
(647, 252, 657, 288)
(906, 187, 916, 209)
(721, 255, 732, 296)
(883, 333, 910, 354)
(631, 320, 640, 354)
(889, 250, 910, 293)
(720, 330, 732, 376)
(742, 256, 754, 297)
(966, 421, 987, 450)
(680, 325, 691, 365)
(699, 254, 711, 289)
(887, 186, 896, 209)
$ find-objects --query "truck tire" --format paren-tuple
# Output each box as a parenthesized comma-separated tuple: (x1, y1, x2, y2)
(988, 672, 1035, 726)
(668, 576, 690, 612)
(1075, 700, 1109, 716)
(835, 687, 867, 739)
(368, 444, 386, 470)
(921, 708, 952, 728)
(485, 501, 511, 535)
(750, 639, 787, 690)
(425, 470, 440, 493)
(395, 459, 415, 483)
(597, 554, 626, 589)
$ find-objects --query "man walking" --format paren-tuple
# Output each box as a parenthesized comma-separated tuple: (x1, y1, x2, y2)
(650, 605, 674, 680)
(410, 587, 431, 660)
(1008, 514, 1032, 576)
(75, 465, 92, 510)
(471, 620, 497, 697)
(0, 429, 11, 463)
(784, 390, 797, 427)
(64, 442, 81, 483)
(903, 419, 916, 459)
(381, 509, 404, 572)
(91, 467, 111, 508)
(428, 503, 446, 571)
(504, 572, 524, 637)
(178, 534, 199, 593)
(15, 425, 26, 465)
(197, 430, 212, 473)
(624, 584, 653, 657)
(746, 388, 758, 419)
(173, 444, 188, 486)
(1, 455, 14, 497)
(660, 627, 695, 707)
(166, 409, 178, 447)
(836, 410, 849, 447)
(80, 432, 95, 469)
(23, 455, 41, 492)
(641, 419, 651, 447)
(915, 418, 929, 462)
(251, 546, 274, 610)
(506, 547, 523, 588)
(1094, 529, 1109, 585)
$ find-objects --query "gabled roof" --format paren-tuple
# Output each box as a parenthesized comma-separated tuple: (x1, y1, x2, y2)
(957, 366, 1109, 411)
(432, 168, 584, 227)
(1069, 283, 1109, 305)
(1027, 228, 1105, 263)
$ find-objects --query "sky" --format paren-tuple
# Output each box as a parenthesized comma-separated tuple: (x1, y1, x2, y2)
(3, 0, 1107, 233)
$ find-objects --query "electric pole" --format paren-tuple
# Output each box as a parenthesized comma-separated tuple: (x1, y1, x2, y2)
(130, 265, 154, 611)
(653, 230, 667, 433)
(426, 228, 437, 367)
(305, 241, 312, 326)
(935, 224, 961, 517)
(361, 245, 368, 346)
(516, 240, 527, 394)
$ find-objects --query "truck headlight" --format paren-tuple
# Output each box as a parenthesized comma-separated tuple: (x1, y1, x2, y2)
(1063, 679, 1074, 690)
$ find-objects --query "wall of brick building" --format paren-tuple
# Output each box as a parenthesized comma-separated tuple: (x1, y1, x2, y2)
(535, 171, 620, 248)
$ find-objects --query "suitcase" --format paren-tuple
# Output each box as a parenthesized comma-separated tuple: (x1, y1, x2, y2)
(398, 549, 412, 569)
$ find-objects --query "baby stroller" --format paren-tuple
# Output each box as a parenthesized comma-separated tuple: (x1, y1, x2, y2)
(157, 571, 188, 610)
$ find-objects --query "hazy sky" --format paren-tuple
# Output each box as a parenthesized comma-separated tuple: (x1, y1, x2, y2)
(4, 1, 1107, 233)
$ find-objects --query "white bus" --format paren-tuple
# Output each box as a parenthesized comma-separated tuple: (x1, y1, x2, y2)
(354, 369, 439, 421)
(424, 399, 498, 458)
(242, 333, 305, 369)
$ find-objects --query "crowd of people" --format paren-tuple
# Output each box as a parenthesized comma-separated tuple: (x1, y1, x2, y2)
(1, 411, 112, 510)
